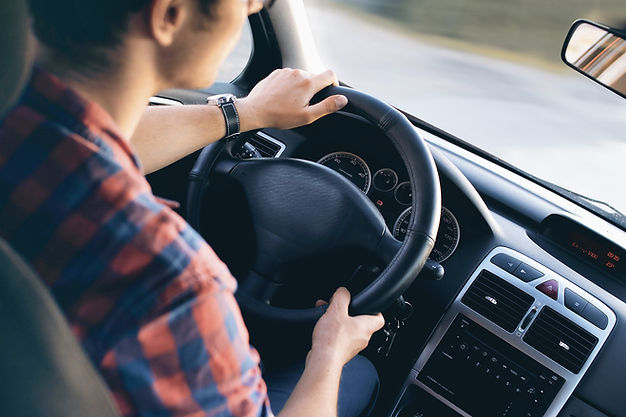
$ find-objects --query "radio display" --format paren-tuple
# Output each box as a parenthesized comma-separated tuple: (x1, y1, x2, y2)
(568, 232, 623, 274)
(544, 215, 625, 279)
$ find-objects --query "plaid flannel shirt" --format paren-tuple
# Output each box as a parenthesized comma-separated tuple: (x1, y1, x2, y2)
(0, 68, 272, 417)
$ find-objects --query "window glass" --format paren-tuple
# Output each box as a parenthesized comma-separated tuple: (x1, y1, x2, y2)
(215, 20, 253, 82)
(307, 0, 626, 215)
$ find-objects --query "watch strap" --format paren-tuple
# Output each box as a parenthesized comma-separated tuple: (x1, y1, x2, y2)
(220, 100, 240, 139)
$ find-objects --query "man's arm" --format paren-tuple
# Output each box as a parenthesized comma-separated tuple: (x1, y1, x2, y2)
(131, 68, 348, 174)
(277, 288, 385, 417)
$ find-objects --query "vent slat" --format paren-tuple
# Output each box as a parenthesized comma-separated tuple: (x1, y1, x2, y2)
(465, 292, 530, 316)
(524, 307, 598, 374)
(523, 340, 581, 370)
(463, 293, 523, 322)
(534, 318, 596, 353)
(473, 280, 533, 306)
(462, 270, 535, 332)
(247, 135, 281, 158)
(528, 326, 590, 360)
(468, 276, 532, 311)
(541, 314, 597, 349)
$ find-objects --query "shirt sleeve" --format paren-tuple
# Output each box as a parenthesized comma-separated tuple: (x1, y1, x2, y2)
(98, 263, 273, 417)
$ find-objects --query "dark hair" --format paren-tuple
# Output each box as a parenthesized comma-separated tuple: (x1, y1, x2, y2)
(28, 0, 216, 72)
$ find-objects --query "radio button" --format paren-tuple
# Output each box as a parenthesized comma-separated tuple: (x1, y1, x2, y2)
(581, 303, 609, 330)
(564, 288, 588, 314)
(490, 253, 520, 273)
(513, 262, 544, 282)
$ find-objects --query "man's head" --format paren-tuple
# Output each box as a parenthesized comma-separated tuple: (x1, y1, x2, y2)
(28, 0, 263, 89)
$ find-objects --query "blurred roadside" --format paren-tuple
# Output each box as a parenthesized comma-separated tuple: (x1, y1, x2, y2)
(305, 0, 626, 215)
(325, 0, 625, 68)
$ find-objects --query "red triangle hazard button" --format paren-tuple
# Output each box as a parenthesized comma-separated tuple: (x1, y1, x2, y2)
(536, 279, 559, 300)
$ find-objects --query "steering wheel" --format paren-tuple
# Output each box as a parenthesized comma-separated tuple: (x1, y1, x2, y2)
(187, 86, 441, 324)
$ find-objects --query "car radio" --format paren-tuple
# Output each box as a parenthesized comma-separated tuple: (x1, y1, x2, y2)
(391, 247, 615, 417)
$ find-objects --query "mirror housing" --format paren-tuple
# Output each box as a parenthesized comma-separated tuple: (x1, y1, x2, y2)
(562, 20, 626, 99)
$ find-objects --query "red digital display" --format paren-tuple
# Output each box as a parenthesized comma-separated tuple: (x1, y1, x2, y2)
(568, 231, 624, 275)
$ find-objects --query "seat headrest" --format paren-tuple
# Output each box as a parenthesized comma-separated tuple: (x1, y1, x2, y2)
(0, 0, 35, 117)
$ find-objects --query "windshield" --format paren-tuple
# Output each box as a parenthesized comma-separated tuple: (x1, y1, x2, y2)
(306, 0, 626, 217)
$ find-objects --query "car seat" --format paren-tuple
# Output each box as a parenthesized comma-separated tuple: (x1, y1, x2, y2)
(0, 1, 122, 416)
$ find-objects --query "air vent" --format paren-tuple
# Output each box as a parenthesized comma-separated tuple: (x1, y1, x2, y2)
(246, 132, 285, 158)
(523, 307, 598, 374)
(462, 270, 535, 332)
(148, 96, 183, 106)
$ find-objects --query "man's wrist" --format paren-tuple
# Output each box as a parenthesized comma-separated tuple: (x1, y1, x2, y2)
(307, 346, 345, 370)
(236, 97, 265, 133)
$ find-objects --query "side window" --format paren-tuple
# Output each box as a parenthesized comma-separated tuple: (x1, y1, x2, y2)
(215, 21, 253, 82)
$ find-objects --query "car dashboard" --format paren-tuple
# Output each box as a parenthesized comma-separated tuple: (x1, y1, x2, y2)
(146, 94, 626, 417)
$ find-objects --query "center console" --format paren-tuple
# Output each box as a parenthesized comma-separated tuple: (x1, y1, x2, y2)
(392, 247, 615, 417)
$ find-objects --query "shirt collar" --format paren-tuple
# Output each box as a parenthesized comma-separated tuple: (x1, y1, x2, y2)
(29, 66, 142, 170)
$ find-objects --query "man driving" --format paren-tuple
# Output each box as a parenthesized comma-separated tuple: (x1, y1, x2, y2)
(0, 0, 384, 416)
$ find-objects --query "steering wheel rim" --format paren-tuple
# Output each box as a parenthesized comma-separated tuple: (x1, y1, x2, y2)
(187, 86, 441, 323)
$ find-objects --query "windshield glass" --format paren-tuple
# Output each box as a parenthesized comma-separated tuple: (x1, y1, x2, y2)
(306, 0, 626, 216)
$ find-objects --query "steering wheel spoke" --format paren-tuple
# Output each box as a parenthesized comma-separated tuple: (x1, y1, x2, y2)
(237, 269, 281, 304)
(212, 152, 242, 177)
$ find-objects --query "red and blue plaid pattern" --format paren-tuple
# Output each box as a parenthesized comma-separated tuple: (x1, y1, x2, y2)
(0, 68, 271, 417)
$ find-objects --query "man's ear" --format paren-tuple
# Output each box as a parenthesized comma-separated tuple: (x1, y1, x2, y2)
(148, 0, 187, 47)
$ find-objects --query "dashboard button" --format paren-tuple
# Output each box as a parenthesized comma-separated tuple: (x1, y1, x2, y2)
(491, 253, 521, 273)
(564, 288, 588, 314)
(536, 280, 559, 300)
(581, 303, 609, 330)
(513, 262, 544, 282)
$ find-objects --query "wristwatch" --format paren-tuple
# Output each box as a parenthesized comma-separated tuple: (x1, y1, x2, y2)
(207, 94, 240, 140)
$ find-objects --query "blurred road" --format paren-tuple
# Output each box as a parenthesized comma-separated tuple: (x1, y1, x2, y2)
(305, 4, 626, 214)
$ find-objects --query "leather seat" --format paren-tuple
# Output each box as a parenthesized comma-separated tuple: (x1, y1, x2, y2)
(0, 1, 121, 416)
(0, 0, 34, 116)
(0, 239, 121, 417)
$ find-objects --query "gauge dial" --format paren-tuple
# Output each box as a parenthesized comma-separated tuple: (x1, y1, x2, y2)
(393, 206, 461, 263)
(394, 181, 412, 205)
(373, 168, 398, 192)
(317, 152, 371, 193)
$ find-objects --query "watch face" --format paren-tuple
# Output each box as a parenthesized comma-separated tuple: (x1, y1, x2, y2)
(207, 94, 237, 106)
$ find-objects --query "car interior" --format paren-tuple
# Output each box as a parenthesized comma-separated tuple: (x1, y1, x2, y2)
(1, 1, 626, 417)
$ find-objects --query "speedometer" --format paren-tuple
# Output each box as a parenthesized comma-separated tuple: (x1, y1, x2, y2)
(317, 152, 371, 193)
(393, 206, 461, 263)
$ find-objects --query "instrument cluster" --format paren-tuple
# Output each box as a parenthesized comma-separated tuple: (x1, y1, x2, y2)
(317, 151, 461, 263)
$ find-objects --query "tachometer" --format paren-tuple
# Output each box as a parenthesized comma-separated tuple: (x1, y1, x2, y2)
(317, 152, 371, 193)
(393, 206, 461, 263)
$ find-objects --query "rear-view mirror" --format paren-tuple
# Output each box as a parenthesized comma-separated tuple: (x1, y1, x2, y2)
(562, 20, 626, 99)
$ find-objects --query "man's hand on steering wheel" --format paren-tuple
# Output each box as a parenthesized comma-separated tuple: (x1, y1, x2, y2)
(238, 68, 349, 131)
(310, 288, 385, 367)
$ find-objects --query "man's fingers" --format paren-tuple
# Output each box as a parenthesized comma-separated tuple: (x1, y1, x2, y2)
(307, 95, 348, 122)
(356, 312, 386, 334)
(371, 313, 386, 332)
(329, 287, 351, 313)
(248, 0, 264, 15)
(312, 69, 339, 89)
(305, 70, 345, 122)
(315, 299, 329, 307)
